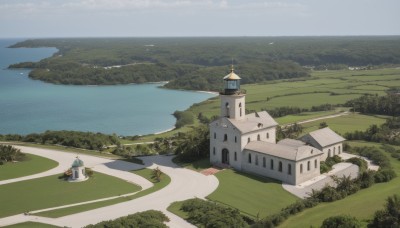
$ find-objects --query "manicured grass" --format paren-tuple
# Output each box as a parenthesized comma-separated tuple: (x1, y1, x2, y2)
(5, 222, 59, 228)
(0, 153, 58, 181)
(34, 168, 171, 218)
(167, 200, 190, 220)
(279, 141, 400, 228)
(173, 157, 211, 171)
(0, 172, 141, 218)
(207, 169, 298, 218)
(300, 113, 388, 135)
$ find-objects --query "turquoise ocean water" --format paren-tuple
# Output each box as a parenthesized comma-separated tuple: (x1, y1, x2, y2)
(0, 39, 214, 136)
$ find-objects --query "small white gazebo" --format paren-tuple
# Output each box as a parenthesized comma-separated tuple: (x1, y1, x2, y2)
(69, 156, 88, 182)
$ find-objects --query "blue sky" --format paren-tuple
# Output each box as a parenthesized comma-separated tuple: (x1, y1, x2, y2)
(1, 0, 399, 37)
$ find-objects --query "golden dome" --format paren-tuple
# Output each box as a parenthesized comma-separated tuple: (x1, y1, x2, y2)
(223, 65, 241, 80)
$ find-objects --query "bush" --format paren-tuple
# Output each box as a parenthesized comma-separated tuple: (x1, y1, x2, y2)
(346, 157, 368, 173)
(181, 198, 248, 228)
(321, 215, 362, 228)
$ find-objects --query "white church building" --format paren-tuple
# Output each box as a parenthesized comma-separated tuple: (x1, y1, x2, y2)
(209, 68, 345, 185)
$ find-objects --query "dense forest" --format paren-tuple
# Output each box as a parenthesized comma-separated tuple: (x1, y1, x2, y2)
(9, 36, 400, 90)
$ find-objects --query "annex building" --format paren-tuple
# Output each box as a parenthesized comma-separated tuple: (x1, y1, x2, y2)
(209, 68, 345, 185)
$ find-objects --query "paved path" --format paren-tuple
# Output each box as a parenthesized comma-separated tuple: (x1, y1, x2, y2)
(0, 146, 219, 228)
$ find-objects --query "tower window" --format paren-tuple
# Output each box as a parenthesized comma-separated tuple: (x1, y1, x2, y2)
(307, 161, 311, 171)
(224, 134, 227, 141)
(239, 103, 242, 117)
(257, 134, 260, 141)
(248, 137, 250, 143)
(270, 159, 274, 170)
(214, 132, 216, 139)
(234, 152, 237, 161)
(248, 154, 252, 163)
(235, 136, 237, 143)
(279, 161, 283, 172)
(267, 133, 269, 139)
(300, 164, 303, 174)
(315, 159, 318, 168)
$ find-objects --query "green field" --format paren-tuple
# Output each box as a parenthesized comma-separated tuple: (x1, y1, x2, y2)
(279, 141, 400, 227)
(0, 154, 58, 181)
(207, 169, 298, 218)
(137, 68, 400, 142)
(0, 172, 140, 218)
(34, 168, 171, 218)
(300, 113, 388, 135)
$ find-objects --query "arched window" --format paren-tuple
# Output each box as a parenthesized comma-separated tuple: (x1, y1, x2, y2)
(288, 164, 292, 175)
(307, 161, 310, 171)
(278, 161, 283, 172)
(334, 147, 336, 153)
(213, 147, 215, 155)
(270, 159, 274, 170)
(255, 155, 258, 165)
(225, 102, 230, 117)
(214, 132, 216, 139)
(248, 137, 250, 143)
(224, 134, 227, 141)
(263, 157, 266, 168)
(338, 146, 341, 154)
(315, 159, 318, 168)
(300, 164, 303, 174)
(328, 149, 331, 157)
(257, 134, 260, 141)
(235, 136, 237, 143)
(248, 153, 252, 163)
(234, 152, 237, 161)
(239, 103, 242, 117)
(267, 133, 269, 139)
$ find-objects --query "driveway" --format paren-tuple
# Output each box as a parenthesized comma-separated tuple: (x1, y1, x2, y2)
(0, 146, 219, 228)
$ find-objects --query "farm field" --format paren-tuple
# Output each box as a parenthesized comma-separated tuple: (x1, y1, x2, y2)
(0, 172, 140, 218)
(0, 153, 58, 181)
(279, 141, 400, 227)
(206, 169, 298, 218)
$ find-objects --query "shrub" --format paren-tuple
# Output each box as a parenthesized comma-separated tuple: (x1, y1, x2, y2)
(369, 194, 400, 228)
(321, 215, 362, 228)
(346, 157, 368, 173)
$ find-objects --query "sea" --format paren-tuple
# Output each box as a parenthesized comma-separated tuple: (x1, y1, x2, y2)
(0, 39, 215, 136)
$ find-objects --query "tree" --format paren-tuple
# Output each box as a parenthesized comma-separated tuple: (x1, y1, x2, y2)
(369, 195, 400, 228)
(151, 167, 163, 182)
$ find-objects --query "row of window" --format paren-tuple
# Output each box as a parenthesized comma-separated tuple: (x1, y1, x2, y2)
(247, 153, 318, 175)
(328, 146, 342, 157)
(214, 132, 270, 143)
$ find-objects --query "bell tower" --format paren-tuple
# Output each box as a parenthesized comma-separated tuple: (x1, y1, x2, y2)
(220, 66, 245, 120)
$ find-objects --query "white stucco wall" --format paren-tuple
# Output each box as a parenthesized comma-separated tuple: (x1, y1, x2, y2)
(220, 94, 245, 120)
(321, 143, 343, 160)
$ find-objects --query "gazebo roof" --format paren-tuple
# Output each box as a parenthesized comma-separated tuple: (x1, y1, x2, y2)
(71, 157, 84, 167)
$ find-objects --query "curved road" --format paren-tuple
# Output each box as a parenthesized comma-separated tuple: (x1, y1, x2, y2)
(0, 146, 219, 228)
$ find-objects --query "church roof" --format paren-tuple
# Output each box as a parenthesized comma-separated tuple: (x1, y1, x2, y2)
(71, 157, 84, 167)
(277, 138, 306, 147)
(301, 127, 346, 147)
(245, 141, 323, 161)
(227, 111, 278, 133)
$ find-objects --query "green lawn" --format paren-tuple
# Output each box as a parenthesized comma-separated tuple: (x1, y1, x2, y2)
(0, 172, 141, 218)
(172, 157, 211, 171)
(279, 141, 400, 227)
(5, 222, 59, 228)
(34, 168, 171, 218)
(300, 113, 388, 135)
(0, 154, 58, 181)
(207, 169, 298, 218)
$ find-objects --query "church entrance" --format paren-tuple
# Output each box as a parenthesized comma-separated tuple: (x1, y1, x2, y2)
(222, 149, 230, 165)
